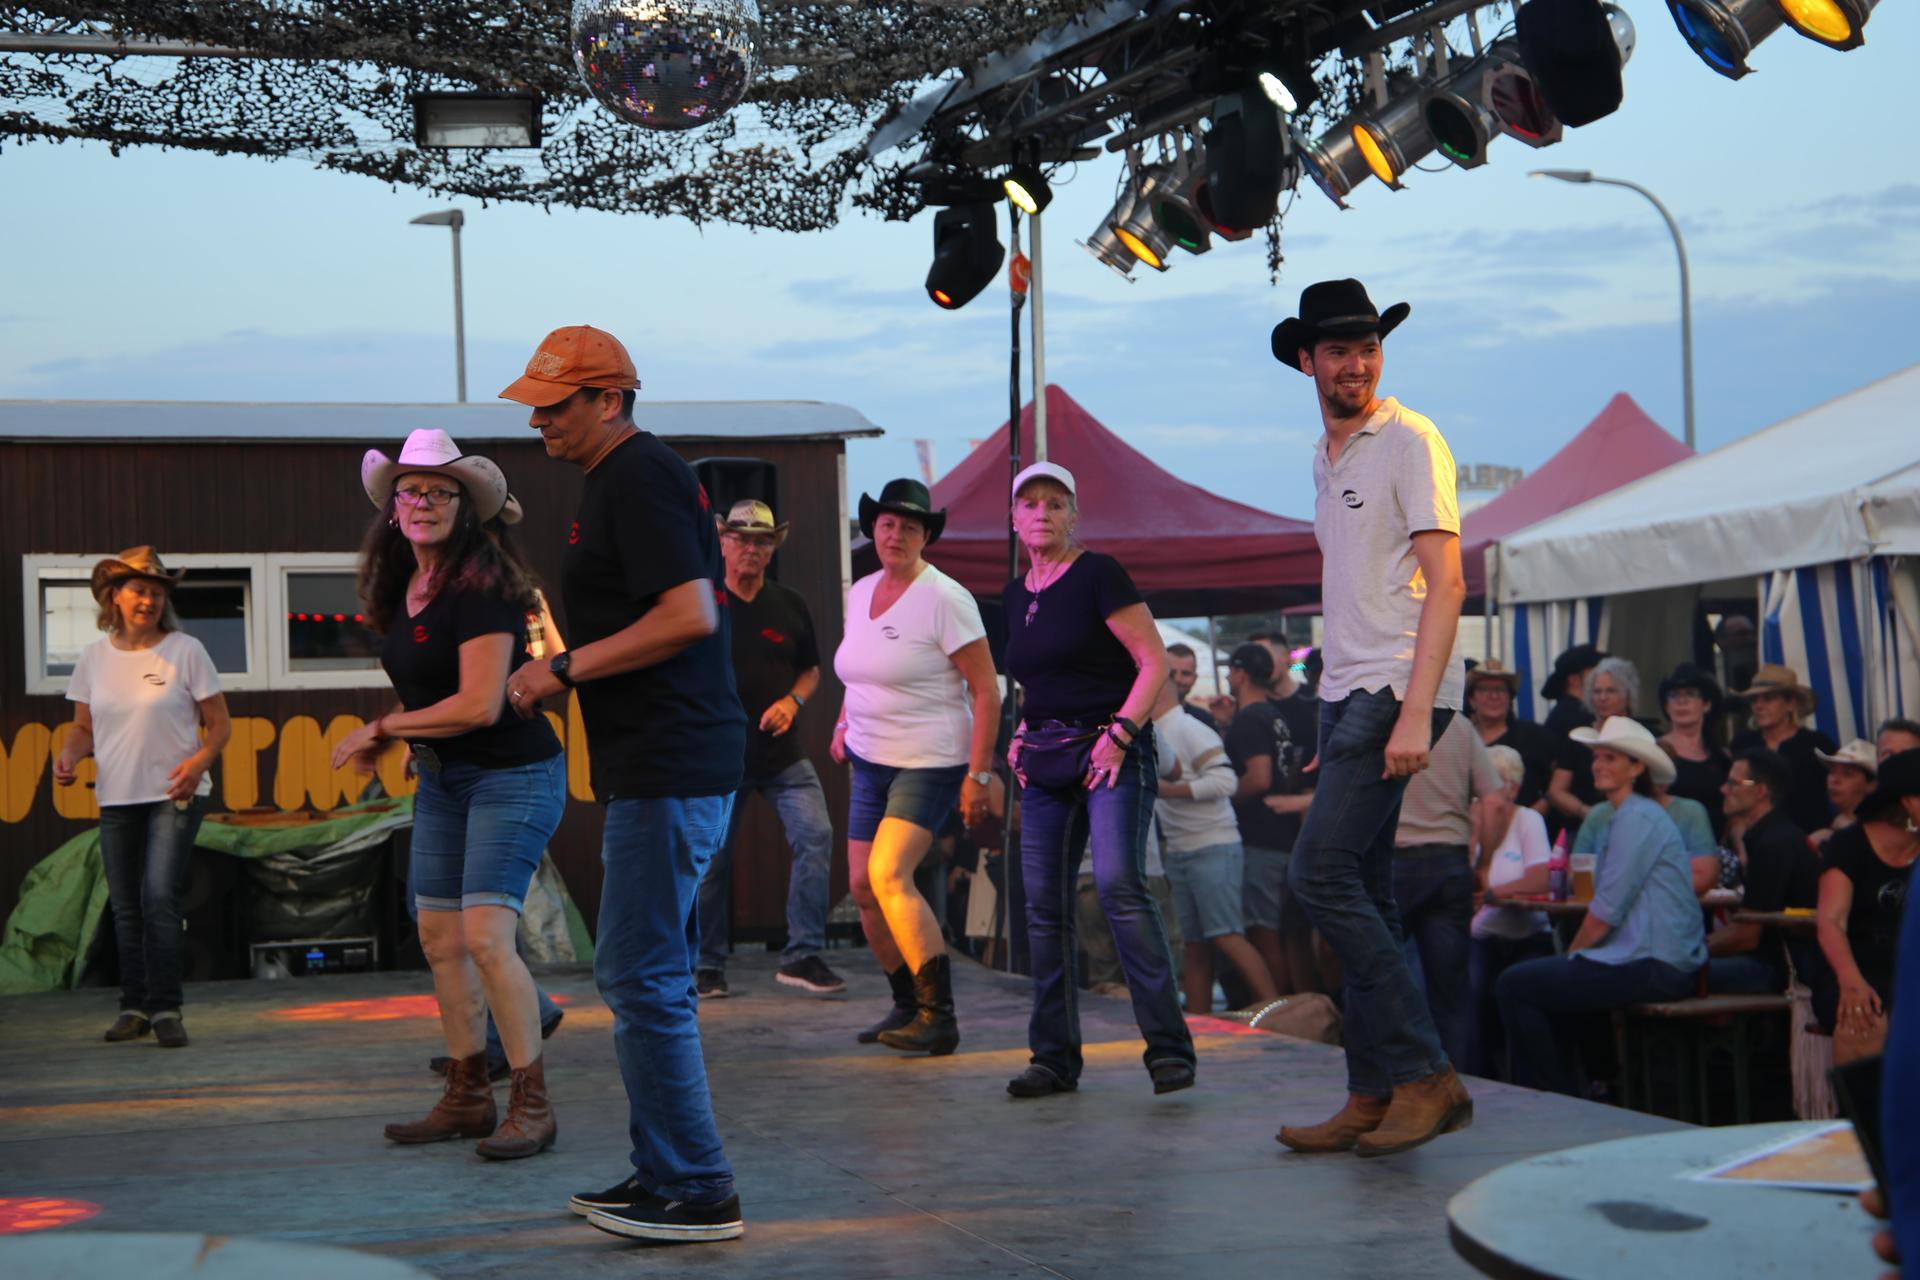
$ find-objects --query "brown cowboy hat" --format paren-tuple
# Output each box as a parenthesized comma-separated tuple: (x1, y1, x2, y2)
(90, 546, 185, 601)
(1465, 660, 1521, 693)
(1734, 663, 1817, 716)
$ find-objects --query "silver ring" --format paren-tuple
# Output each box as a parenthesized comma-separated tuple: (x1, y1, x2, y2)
(511, 690, 523, 700)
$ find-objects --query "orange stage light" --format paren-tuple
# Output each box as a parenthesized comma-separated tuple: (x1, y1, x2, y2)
(0, 1197, 102, 1235)
(268, 994, 571, 1023)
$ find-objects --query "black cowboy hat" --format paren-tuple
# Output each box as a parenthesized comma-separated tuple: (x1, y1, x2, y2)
(1861, 748, 1920, 821)
(1657, 661, 1724, 709)
(858, 477, 947, 544)
(1541, 643, 1607, 701)
(1270, 278, 1411, 371)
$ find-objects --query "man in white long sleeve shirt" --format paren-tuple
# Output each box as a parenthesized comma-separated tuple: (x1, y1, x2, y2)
(1152, 680, 1281, 1014)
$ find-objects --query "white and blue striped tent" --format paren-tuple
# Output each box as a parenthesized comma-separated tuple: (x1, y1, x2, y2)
(1491, 365, 1920, 732)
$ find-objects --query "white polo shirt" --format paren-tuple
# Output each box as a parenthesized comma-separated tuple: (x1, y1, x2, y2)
(1312, 396, 1462, 711)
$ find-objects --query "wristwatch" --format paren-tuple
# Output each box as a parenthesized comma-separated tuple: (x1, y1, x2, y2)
(548, 652, 575, 688)
(968, 770, 994, 787)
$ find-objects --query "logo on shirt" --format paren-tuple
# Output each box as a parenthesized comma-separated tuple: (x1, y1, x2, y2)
(1341, 489, 1364, 509)
(881, 625, 900, 640)
(567, 520, 580, 546)
(761, 627, 787, 645)
(413, 625, 429, 644)
(696, 484, 711, 512)
(142, 673, 167, 687)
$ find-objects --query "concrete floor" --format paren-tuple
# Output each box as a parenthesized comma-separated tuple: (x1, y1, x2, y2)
(0, 951, 1681, 1277)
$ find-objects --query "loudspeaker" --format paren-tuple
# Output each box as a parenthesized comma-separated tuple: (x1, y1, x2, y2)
(693, 456, 782, 580)
(1517, 0, 1625, 127)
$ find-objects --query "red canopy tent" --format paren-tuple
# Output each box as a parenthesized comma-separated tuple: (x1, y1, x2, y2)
(1462, 393, 1692, 598)
(861, 385, 1321, 616)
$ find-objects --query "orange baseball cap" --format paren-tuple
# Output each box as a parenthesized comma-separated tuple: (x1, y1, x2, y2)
(498, 325, 641, 406)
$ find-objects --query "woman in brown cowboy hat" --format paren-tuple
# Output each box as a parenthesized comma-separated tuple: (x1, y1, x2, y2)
(52, 548, 232, 1049)
(329, 428, 567, 1159)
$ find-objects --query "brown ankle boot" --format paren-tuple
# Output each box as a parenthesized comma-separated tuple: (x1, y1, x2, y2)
(1276, 1093, 1390, 1153)
(384, 1051, 497, 1144)
(1354, 1068, 1473, 1158)
(476, 1058, 556, 1160)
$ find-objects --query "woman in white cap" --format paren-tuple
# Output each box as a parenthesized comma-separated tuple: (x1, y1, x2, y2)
(53, 547, 231, 1049)
(330, 429, 566, 1159)
(1493, 717, 1705, 1097)
(1812, 739, 1878, 849)
(1002, 461, 1195, 1099)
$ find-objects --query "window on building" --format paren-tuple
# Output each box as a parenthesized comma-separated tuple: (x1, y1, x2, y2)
(284, 570, 380, 672)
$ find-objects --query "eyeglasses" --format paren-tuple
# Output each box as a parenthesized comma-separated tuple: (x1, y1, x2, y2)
(724, 533, 776, 550)
(395, 486, 461, 508)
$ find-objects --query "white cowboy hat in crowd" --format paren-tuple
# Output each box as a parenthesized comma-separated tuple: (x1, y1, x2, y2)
(1816, 739, 1879, 776)
(1570, 716, 1677, 788)
(360, 429, 522, 524)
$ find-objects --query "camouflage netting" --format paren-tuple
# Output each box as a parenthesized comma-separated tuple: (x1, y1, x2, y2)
(0, 1, 1102, 230)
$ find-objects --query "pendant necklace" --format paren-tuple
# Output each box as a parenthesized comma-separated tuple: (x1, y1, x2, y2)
(1024, 556, 1069, 627)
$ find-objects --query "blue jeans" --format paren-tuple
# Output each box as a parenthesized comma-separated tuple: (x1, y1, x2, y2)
(1496, 954, 1696, 1096)
(1468, 931, 1556, 1079)
(1706, 952, 1778, 994)
(597, 794, 736, 1203)
(1018, 726, 1193, 1083)
(696, 759, 834, 969)
(98, 797, 206, 1014)
(410, 757, 566, 913)
(1286, 688, 1451, 1097)
(1392, 844, 1476, 1073)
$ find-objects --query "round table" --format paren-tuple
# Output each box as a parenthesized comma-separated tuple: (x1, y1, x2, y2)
(1447, 1122, 1873, 1280)
(0, 1232, 431, 1279)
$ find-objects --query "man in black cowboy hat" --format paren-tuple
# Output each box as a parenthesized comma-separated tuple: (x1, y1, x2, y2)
(1269, 279, 1475, 1159)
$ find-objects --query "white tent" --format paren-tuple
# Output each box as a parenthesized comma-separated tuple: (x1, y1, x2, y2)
(1490, 363, 1920, 738)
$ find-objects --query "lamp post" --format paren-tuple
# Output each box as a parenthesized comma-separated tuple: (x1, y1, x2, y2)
(1530, 169, 1694, 450)
(410, 209, 467, 403)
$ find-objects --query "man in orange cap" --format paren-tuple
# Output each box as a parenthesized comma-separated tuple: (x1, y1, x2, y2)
(501, 326, 749, 1245)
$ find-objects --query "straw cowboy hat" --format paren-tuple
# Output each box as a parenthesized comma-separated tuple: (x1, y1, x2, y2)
(1465, 660, 1521, 694)
(1734, 663, 1817, 716)
(858, 478, 947, 544)
(360, 429, 522, 525)
(1816, 739, 1879, 776)
(717, 499, 790, 548)
(1270, 278, 1410, 372)
(90, 546, 185, 601)
(1570, 716, 1677, 787)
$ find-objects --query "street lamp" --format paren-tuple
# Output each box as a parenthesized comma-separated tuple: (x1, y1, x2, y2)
(1530, 169, 1694, 450)
(410, 209, 466, 403)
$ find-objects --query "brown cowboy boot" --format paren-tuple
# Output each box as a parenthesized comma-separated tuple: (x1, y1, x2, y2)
(476, 1058, 557, 1160)
(1354, 1068, 1473, 1158)
(384, 1051, 497, 1144)
(1276, 1093, 1390, 1153)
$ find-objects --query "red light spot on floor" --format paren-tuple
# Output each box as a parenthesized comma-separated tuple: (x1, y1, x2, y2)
(0, 1197, 102, 1235)
(267, 994, 571, 1023)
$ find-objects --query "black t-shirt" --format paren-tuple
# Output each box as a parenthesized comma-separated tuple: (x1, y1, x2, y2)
(1224, 694, 1318, 852)
(379, 585, 561, 768)
(560, 433, 746, 800)
(1740, 808, 1820, 985)
(1731, 726, 1838, 836)
(1491, 717, 1554, 809)
(1821, 821, 1912, 997)
(1003, 551, 1142, 723)
(1542, 696, 1593, 755)
(727, 580, 820, 781)
(1667, 748, 1731, 839)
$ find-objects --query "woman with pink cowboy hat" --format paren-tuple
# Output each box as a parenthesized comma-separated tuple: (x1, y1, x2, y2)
(330, 428, 566, 1160)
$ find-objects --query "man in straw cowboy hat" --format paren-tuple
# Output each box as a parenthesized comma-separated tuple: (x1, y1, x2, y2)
(1464, 661, 1553, 811)
(1267, 279, 1475, 1158)
(499, 325, 748, 1244)
(1730, 662, 1838, 836)
(693, 499, 846, 1000)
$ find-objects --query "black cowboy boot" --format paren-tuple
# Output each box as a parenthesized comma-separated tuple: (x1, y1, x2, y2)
(877, 954, 960, 1056)
(857, 964, 918, 1044)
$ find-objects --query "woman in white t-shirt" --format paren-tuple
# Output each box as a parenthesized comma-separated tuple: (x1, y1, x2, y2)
(832, 479, 1000, 1056)
(1468, 744, 1554, 1079)
(53, 548, 231, 1049)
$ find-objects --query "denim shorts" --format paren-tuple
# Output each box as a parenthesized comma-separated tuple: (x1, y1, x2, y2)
(846, 751, 966, 843)
(410, 755, 566, 913)
(1163, 841, 1246, 940)
(1242, 844, 1291, 931)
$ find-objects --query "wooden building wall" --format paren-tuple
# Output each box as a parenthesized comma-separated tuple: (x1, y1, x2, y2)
(0, 435, 852, 943)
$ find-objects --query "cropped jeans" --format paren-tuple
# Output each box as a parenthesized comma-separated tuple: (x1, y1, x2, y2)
(1287, 687, 1453, 1098)
(1019, 726, 1194, 1084)
(98, 797, 207, 1014)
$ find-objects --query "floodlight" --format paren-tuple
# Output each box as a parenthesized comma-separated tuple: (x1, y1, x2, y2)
(925, 203, 1004, 309)
(1258, 72, 1299, 113)
(1299, 125, 1371, 209)
(1149, 139, 1216, 255)
(1775, 0, 1876, 49)
(1110, 167, 1176, 272)
(1515, 0, 1636, 128)
(1422, 86, 1498, 169)
(1003, 164, 1053, 215)
(1081, 222, 1140, 280)
(1664, 0, 1785, 78)
(1480, 42, 1565, 147)
(1203, 92, 1288, 229)
(1351, 87, 1437, 188)
(411, 93, 543, 148)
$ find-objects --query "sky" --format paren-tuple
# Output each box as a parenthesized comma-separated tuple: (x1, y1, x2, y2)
(4, 5, 1918, 523)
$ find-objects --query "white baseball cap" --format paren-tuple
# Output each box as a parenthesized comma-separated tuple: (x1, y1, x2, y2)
(1012, 460, 1076, 499)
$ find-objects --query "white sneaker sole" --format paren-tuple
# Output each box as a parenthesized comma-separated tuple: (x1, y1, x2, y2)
(774, 972, 846, 994)
(585, 1208, 744, 1242)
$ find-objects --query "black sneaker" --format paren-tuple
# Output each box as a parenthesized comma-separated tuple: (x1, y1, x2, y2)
(775, 955, 847, 994)
(541, 1006, 565, 1039)
(152, 1012, 189, 1049)
(104, 1012, 149, 1042)
(569, 1174, 652, 1217)
(587, 1193, 744, 1243)
(696, 969, 729, 999)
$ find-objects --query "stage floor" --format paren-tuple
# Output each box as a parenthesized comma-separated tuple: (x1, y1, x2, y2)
(1, 951, 1680, 1277)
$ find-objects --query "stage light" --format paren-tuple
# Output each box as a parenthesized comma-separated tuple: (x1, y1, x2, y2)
(1351, 87, 1437, 189)
(1665, 0, 1784, 78)
(1258, 72, 1298, 113)
(411, 92, 543, 148)
(1775, 0, 1875, 49)
(1110, 167, 1176, 271)
(1422, 86, 1497, 168)
(1081, 221, 1140, 280)
(1003, 163, 1053, 215)
(1480, 43, 1565, 147)
(1299, 125, 1371, 209)
(1149, 139, 1216, 255)
(1203, 91, 1288, 229)
(1516, 0, 1636, 128)
(924, 202, 1005, 309)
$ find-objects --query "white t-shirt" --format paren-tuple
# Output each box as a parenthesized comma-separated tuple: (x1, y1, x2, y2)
(66, 631, 221, 807)
(835, 564, 986, 769)
(1471, 805, 1552, 940)
(1152, 706, 1241, 854)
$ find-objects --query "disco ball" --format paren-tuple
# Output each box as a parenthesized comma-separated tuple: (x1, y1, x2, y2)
(571, 0, 760, 132)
